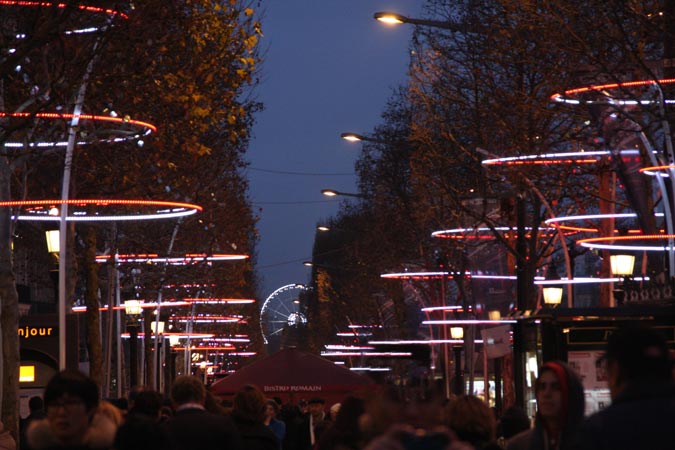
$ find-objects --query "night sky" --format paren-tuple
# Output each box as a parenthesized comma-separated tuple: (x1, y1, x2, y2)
(246, 1, 423, 299)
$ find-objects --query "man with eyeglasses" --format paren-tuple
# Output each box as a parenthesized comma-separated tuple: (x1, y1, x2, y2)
(25, 370, 117, 450)
(572, 324, 675, 450)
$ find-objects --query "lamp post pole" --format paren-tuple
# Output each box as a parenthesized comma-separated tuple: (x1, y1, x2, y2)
(128, 324, 139, 388)
(123, 300, 143, 390)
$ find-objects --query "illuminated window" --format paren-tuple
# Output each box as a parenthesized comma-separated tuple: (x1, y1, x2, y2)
(19, 366, 35, 382)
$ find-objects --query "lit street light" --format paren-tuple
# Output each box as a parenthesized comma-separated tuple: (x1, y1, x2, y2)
(340, 132, 367, 142)
(321, 189, 366, 199)
(373, 11, 473, 32)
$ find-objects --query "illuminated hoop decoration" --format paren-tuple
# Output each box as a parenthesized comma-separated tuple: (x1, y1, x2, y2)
(544, 213, 660, 234)
(182, 298, 255, 304)
(578, 234, 675, 252)
(431, 226, 566, 239)
(0, 112, 156, 149)
(95, 254, 249, 264)
(0, 199, 201, 221)
(481, 149, 641, 166)
(550, 78, 675, 106)
(534, 276, 648, 286)
(640, 165, 675, 178)
(121, 332, 215, 340)
(170, 316, 243, 324)
(380, 271, 518, 281)
(72, 300, 191, 312)
(0, 1, 129, 18)
(0, 1, 129, 36)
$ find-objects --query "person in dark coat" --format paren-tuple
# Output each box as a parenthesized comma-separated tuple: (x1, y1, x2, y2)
(288, 397, 329, 450)
(25, 370, 117, 450)
(572, 325, 675, 450)
(159, 375, 243, 450)
(507, 361, 584, 450)
(114, 390, 170, 450)
(20, 396, 46, 450)
(446, 395, 502, 450)
(231, 385, 279, 450)
(315, 396, 365, 450)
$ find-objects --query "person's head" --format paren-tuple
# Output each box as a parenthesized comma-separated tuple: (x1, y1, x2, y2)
(601, 325, 672, 399)
(497, 406, 530, 439)
(170, 376, 206, 407)
(265, 399, 279, 421)
(130, 390, 163, 419)
(329, 402, 341, 421)
(29, 395, 45, 413)
(307, 398, 325, 420)
(43, 370, 99, 445)
(232, 384, 266, 423)
(332, 396, 364, 431)
(445, 395, 496, 447)
(534, 361, 584, 433)
(98, 400, 124, 427)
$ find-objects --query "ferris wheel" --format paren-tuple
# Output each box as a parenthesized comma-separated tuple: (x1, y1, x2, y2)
(260, 284, 308, 344)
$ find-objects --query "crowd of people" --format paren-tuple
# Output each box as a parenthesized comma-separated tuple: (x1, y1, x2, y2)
(6, 324, 674, 450)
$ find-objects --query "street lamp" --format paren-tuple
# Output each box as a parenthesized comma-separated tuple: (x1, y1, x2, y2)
(610, 254, 635, 277)
(610, 254, 635, 306)
(340, 132, 392, 145)
(321, 189, 366, 199)
(123, 300, 143, 388)
(450, 326, 464, 395)
(45, 230, 60, 256)
(373, 11, 472, 32)
(542, 264, 563, 307)
(340, 132, 367, 142)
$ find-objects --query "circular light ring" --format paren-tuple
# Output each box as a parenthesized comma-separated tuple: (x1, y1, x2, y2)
(577, 234, 675, 252)
(420, 306, 467, 312)
(481, 149, 641, 166)
(431, 226, 571, 239)
(422, 319, 517, 325)
(121, 333, 215, 339)
(0, 1, 129, 19)
(0, 112, 156, 149)
(73, 301, 191, 312)
(96, 254, 248, 264)
(544, 213, 659, 233)
(535, 276, 648, 285)
(171, 316, 242, 324)
(639, 165, 675, 177)
(551, 78, 675, 105)
(381, 271, 519, 281)
(182, 298, 255, 304)
(368, 339, 483, 345)
(2, 199, 201, 222)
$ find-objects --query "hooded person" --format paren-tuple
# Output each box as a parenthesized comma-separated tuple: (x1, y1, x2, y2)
(507, 361, 585, 450)
(572, 325, 675, 450)
(26, 370, 117, 450)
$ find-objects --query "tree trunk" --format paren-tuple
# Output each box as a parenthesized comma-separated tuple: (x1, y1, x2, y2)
(84, 226, 102, 386)
(0, 161, 19, 439)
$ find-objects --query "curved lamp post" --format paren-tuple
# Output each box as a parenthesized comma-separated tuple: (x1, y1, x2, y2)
(373, 11, 472, 32)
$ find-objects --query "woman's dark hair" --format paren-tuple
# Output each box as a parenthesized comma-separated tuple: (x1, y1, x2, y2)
(232, 384, 266, 423)
(130, 390, 164, 418)
(44, 370, 99, 412)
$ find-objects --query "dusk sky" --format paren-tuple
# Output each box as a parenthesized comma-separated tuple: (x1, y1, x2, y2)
(246, 1, 424, 299)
